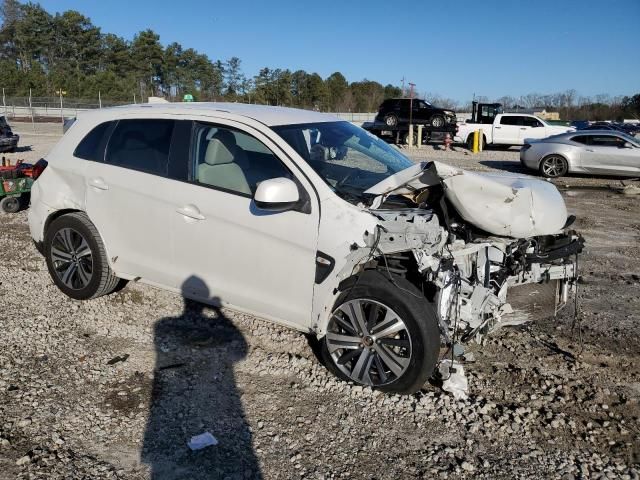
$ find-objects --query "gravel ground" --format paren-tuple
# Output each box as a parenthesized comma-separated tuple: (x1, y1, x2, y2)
(1, 126, 639, 479)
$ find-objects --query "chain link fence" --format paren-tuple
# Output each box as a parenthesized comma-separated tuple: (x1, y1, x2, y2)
(1, 91, 379, 134)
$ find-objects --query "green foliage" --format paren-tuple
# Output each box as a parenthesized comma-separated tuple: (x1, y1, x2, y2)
(0, 0, 401, 109)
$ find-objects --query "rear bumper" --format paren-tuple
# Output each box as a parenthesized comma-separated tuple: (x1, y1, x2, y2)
(27, 188, 53, 245)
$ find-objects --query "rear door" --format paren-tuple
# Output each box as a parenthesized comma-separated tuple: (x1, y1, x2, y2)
(494, 115, 522, 144)
(84, 118, 183, 286)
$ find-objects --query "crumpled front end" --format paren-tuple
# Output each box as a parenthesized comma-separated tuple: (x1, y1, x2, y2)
(428, 231, 583, 344)
(358, 161, 584, 345)
(364, 208, 583, 345)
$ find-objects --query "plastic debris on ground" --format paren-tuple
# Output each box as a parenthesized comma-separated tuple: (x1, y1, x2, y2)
(439, 359, 469, 401)
(187, 432, 218, 451)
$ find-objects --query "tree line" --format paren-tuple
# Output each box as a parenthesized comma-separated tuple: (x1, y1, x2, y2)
(1, 0, 638, 119)
(0, 0, 401, 111)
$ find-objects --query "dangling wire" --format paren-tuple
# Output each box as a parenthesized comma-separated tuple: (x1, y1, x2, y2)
(570, 252, 583, 355)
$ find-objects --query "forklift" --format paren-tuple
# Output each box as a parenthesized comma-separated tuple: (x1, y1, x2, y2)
(468, 102, 504, 124)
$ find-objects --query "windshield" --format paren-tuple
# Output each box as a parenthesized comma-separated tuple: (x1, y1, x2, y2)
(273, 121, 413, 202)
(620, 131, 640, 144)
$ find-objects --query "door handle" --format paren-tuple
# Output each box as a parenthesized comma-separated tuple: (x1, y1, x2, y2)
(520, 127, 527, 130)
(494, 126, 501, 129)
(585, 149, 594, 152)
(88, 177, 109, 191)
(176, 205, 205, 221)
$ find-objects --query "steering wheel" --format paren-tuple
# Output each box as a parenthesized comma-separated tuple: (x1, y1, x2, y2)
(335, 169, 360, 190)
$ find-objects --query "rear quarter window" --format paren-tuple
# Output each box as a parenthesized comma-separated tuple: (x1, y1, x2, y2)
(73, 121, 116, 161)
(571, 135, 590, 145)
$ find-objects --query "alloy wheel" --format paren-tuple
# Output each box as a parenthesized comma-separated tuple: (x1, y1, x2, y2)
(542, 155, 567, 177)
(50, 228, 94, 290)
(326, 299, 412, 387)
(431, 116, 444, 128)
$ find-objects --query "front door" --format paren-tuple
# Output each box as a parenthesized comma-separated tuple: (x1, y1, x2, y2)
(170, 121, 320, 329)
(519, 116, 545, 144)
(581, 134, 640, 175)
(495, 116, 522, 144)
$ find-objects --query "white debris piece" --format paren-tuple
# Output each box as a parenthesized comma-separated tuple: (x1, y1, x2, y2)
(188, 432, 218, 451)
(439, 360, 469, 401)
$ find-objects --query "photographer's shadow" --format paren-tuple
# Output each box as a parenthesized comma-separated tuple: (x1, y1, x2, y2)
(142, 276, 261, 479)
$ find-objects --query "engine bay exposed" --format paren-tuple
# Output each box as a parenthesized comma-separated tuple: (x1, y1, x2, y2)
(348, 161, 584, 347)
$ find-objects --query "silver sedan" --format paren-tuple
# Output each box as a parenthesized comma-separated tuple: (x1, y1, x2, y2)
(520, 130, 640, 178)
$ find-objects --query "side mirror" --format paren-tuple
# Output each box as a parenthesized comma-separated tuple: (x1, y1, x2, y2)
(254, 177, 300, 211)
(622, 142, 634, 148)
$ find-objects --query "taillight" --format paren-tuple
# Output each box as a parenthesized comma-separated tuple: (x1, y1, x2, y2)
(32, 158, 48, 180)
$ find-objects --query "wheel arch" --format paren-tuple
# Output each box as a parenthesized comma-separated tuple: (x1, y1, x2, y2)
(318, 252, 437, 335)
(538, 152, 570, 171)
(43, 209, 118, 272)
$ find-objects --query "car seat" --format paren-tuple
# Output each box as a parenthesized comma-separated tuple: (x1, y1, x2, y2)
(198, 130, 251, 195)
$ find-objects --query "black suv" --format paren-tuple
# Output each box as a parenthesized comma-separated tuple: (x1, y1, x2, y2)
(375, 98, 456, 128)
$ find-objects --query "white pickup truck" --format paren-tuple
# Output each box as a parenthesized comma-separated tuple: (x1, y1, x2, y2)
(455, 113, 575, 149)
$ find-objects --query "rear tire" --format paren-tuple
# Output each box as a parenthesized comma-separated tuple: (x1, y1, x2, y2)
(384, 114, 398, 127)
(0, 196, 20, 213)
(539, 154, 568, 178)
(44, 212, 121, 300)
(466, 134, 487, 151)
(320, 270, 440, 394)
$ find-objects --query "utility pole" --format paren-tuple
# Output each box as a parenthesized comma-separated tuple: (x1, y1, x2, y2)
(401, 77, 406, 97)
(408, 82, 416, 125)
(29, 88, 35, 132)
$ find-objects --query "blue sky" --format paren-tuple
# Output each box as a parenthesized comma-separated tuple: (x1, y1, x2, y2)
(38, 0, 639, 102)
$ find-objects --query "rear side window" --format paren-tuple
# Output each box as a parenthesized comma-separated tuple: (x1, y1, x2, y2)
(500, 116, 521, 126)
(571, 135, 590, 145)
(73, 121, 115, 161)
(105, 119, 175, 176)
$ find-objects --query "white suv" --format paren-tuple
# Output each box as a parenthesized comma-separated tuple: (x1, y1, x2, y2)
(29, 103, 583, 393)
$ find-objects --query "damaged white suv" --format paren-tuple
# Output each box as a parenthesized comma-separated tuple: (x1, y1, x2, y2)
(28, 103, 583, 394)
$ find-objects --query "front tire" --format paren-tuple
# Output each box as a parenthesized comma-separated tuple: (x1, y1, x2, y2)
(430, 115, 445, 128)
(44, 212, 121, 300)
(320, 270, 440, 394)
(539, 154, 568, 178)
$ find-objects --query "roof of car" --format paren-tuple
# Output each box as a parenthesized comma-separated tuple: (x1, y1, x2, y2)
(79, 102, 339, 127)
(570, 129, 629, 136)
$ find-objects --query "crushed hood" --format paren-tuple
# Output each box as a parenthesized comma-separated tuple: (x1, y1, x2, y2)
(365, 161, 569, 238)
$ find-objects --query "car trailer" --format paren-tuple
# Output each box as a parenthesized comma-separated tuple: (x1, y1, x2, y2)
(362, 121, 458, 146)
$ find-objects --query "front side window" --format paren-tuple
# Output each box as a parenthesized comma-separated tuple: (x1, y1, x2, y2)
(273, 121, 413, 204)
(105, 119, 175, 176)
(522, 117, 543, 128)
(192, 123, 292, 196)
(589, 135, 625, 147)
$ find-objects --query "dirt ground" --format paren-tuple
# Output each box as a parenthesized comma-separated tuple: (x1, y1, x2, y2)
(0, 124, 639, 479)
